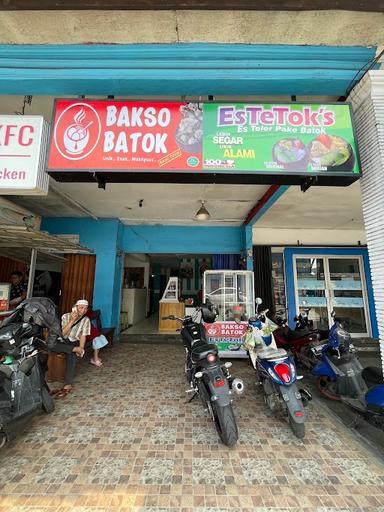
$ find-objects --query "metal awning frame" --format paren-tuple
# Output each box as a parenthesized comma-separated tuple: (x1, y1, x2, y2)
(0, 224, 93, 298)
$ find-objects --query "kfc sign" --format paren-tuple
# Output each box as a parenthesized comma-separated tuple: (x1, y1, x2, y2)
(0, 116, 49, 195)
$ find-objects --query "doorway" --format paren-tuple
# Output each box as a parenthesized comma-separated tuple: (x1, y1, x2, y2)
(293, 255, 371, 336)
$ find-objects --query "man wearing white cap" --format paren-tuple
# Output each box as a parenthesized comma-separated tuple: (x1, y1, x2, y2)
(50, 299, 91, 398)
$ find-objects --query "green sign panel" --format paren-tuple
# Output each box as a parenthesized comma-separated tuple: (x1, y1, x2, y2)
(202, 103, 360, 175)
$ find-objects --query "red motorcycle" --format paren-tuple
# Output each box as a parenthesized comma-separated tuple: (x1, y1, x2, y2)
(273, 309, 328, 370)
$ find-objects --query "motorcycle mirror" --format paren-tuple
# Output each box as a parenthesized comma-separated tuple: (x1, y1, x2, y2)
(255, 298, 263, 305)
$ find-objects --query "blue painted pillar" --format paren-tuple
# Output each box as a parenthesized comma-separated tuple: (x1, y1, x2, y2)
(244, 225, 254, 270)
(41, 218, 121, 331)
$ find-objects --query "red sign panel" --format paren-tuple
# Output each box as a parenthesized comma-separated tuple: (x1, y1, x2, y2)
(48, 100, 202, 171)
(204, 322, 248, 341)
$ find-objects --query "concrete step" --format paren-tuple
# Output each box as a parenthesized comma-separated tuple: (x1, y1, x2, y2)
(353, 338, 380, 353)
(119, 333, 180, 344)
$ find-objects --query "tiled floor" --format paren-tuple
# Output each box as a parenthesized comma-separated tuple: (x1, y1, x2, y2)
(1, 342, 384, 512)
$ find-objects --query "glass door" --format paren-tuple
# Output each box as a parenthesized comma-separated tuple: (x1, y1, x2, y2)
(294, 257, 330, 331)
(328, 257, 369, 335)
(293, 255, 370, 337)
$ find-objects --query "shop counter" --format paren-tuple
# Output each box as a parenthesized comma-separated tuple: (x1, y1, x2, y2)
(158, 301, 185, 331)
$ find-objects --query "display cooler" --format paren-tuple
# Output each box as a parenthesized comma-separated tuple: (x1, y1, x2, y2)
(203, 270, 254, 358)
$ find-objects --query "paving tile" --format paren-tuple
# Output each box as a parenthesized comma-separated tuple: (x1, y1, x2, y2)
(35, 457, 78, 484)
(192, 459, 226, 485)
(0, 342, 383, 511)
(139, 458, 175, 484)
(240, 458, 278, 485)
(333, 458, 384, 485)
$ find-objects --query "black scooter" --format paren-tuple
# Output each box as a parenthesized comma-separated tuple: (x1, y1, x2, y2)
(0, 298, 61, 447)
(163, 303, 244, 446)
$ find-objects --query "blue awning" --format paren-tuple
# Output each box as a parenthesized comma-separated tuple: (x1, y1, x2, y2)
(0, 43, 378, 96)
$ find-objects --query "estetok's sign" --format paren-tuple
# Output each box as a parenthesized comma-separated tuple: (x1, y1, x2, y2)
(0, 116, 49, 195)
(48, 100, 202, 171)
(203, 103, 360, 175)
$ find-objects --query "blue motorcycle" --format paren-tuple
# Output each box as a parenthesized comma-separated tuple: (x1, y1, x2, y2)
(312, 312, 384, 426)
(242, 299, 311, 439)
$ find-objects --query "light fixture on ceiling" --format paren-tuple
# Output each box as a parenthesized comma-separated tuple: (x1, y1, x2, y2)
(195, 200, 210, 221)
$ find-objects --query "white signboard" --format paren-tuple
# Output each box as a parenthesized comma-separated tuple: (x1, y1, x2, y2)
(0, 115, 49, 195)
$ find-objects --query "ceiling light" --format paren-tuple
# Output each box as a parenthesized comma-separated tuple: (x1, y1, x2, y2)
(195, 200, 210, 221)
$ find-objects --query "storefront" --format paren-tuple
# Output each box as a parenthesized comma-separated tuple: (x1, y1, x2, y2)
(0, 43, 382, 368)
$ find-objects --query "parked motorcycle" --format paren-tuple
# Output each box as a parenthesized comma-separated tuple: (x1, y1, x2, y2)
(0, 298, 61, 447)
(162, 302, 244, 446)
(274, 308, 328, 369)
(311, 311, 384, 426)
(242, 299, 310, 439)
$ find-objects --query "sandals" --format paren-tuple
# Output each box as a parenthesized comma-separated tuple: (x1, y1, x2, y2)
(49, 388, 63, 396)
(90, 358, 103, 367)
(55, 387, 72, 399)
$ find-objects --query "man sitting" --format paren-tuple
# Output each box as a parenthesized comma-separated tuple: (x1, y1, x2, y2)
(49, 299, 90, 398)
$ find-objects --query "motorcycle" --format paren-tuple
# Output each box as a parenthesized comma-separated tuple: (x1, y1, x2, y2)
(162, 302, 244, 446)
(0, 298, 62, 447)
(311, 311, 384, 426)
(274, 308, 328, 370)
(242, 299, 311, 439)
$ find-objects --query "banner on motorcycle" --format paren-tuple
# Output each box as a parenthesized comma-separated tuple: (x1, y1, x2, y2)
(204, 321, 248, 356)
(48, 100, 202, 171)
(202, 103, 360, 176)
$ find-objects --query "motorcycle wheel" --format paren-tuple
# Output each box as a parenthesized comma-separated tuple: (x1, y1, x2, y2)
(315, 376, 341, 401)
(288, 412, 305, 439)
(41, 386, 55, 413)
(211, 402, 238, 447)
(0, 432, 6, 449)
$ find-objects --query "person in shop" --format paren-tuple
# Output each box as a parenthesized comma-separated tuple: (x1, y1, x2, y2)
(9, 270, 27, 307)
(49, 299, 90, 399)
(85, 306, 108, 367)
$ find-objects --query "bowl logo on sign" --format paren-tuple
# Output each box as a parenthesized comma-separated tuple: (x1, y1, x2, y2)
(54, 103, 102, 160)
(206, 326, 219, 336)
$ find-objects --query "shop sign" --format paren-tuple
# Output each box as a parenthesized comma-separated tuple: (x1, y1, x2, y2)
(203, 103, 360, 175)
(48, 100, 202, 171)
(0, 116, 49, 195)
(204, 321, 248, 353)
(48, 100, 360, 178)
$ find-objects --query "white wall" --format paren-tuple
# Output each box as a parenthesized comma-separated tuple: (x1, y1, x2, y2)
(253, 228, 367, 246)
(0, 10, 383, 46)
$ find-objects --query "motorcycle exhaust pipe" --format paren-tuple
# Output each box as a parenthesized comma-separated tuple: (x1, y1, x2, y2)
(231, 378, 245, 395)
(299, 388, 312, 407)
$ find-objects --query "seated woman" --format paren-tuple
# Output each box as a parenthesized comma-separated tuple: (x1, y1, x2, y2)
(86, 307, 108, 367)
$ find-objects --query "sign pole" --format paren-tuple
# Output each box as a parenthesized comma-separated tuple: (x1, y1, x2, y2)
(27, 249, 37, 299)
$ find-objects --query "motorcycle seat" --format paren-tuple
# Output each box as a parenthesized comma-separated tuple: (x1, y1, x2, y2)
(285, 329, 311, 341)
(362, 366, 383, 387)
(191, 343, 218, 363)
(0, 364, 12, 379)
(257, 347, 288, 360)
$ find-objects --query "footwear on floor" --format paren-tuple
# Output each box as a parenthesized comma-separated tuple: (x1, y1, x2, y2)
(55, 387, 72, 399)
(90, 358, 103, 367)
